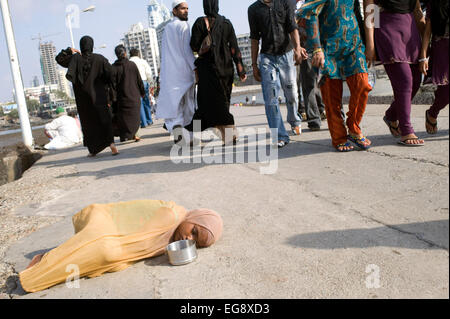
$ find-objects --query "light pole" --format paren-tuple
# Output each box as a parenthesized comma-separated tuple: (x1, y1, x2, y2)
(66, 5, 96, 48)
(1, 0, 33, 147)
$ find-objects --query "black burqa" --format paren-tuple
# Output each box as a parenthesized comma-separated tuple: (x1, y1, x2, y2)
(111, 57, 145, 141)
(185, 0, 246, 132)
(55, 36, 114, 155)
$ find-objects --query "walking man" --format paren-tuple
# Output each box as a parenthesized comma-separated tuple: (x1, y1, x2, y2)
(248, 0, 308, 148)
(296, 0, 325, 131)
(155, 0, 197, 144)
(129, 48, 154, 128)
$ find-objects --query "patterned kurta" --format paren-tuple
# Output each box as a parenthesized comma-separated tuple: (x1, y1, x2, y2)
(297, 0, 368, 79)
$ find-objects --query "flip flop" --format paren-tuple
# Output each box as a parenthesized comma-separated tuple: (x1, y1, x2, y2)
(336, 142, 354, 152)
(348, 135, 371, 150)
(425, 110, 438, 135)
(383, 116, 401, 138)
(397, 138, 425, 147)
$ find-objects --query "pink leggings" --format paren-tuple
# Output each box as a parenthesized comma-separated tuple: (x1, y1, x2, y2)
(384, 63, 422, 136)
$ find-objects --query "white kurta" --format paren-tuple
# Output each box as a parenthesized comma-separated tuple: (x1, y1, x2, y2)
(156, 17, 196, 130)
(44, 115, 83, 150)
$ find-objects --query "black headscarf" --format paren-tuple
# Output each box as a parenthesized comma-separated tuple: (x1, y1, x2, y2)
(431, 0, 449, 37)
(67, 35, 95, 85)
(114, 45, 127, 61)
(203, 0, 219, 17)
(80, 36, 94, 83)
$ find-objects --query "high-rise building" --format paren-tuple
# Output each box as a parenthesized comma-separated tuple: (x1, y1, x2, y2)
(148, 0, 170, 28)
(57, 69, 74, 99)
(148, 0, 172, 61)
(32, 76, 40, 87)
(121, 23, 160, 78)
(236, 33, 253, 77)
(39, 42, 59, 85)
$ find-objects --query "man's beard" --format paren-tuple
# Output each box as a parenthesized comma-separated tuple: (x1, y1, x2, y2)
(176, 13, 188, 21)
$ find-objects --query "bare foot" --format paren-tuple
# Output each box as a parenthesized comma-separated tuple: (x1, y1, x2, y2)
(27, 254, 44, 269)
(425, 110, 438, 134)
(400, 134, 425, 145)
(110, 144, 120, 156)
(336, 143, 354, 152)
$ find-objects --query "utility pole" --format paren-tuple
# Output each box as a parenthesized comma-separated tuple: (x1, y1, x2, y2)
(1, 0, 33, 147)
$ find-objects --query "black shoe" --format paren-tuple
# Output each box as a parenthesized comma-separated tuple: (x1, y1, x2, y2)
(308, 125, 321, 132)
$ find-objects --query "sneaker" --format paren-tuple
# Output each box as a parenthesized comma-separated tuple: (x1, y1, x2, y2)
(275, 140, 289, 148)
(291, 126, 302, 136)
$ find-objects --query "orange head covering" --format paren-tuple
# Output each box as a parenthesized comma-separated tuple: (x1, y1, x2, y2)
(185, 209, 223, 247)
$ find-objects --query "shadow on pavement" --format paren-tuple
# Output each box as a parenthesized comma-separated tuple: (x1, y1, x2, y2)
(286, 220, 449, 250)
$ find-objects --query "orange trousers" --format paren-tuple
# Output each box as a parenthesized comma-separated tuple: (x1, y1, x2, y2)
(320, 73, 372, 147)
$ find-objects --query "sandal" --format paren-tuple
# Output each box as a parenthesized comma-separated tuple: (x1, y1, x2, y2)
(336, 142, 354, 152)
(348, 135, 371, 150)
(425, 110, 437, 135)
(398, 137, 425, 147)
(383, 116, 401, 138)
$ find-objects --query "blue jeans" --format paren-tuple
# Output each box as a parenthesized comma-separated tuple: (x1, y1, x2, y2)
(260, 50, 301, 143)
(140, 81, 153, 127)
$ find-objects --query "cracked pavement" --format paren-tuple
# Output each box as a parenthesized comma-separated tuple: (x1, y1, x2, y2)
(1, 104, 448, 299)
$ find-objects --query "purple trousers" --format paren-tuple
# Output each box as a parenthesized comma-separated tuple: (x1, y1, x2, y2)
(428, 85, 449, 119)
(384, 63, 421, 136)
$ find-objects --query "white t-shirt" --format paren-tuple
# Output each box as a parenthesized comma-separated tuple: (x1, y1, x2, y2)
(130, 56, 153, 82)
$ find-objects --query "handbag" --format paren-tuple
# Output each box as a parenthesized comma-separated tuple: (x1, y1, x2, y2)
(198, 17, 213, 56)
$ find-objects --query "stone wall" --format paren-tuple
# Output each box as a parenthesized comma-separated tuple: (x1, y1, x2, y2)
(0, 144, 43, 186)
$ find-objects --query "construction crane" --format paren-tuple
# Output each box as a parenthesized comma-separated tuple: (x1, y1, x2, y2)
(31, 32, 63, 45)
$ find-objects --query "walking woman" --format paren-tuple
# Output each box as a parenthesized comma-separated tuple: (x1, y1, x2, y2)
(56, 36, 119, 156)
(185, 0, 247, 144)
(420, 0, 449, 134)
(365, 0, 426, 146)
(111, 45, 146, 142)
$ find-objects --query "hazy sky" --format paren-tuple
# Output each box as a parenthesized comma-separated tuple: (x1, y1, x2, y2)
(0, 0, 256, 102)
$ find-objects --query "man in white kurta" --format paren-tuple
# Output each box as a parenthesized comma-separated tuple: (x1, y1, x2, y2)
(44, 108, 83, 150)
(156, 1, 196, 142)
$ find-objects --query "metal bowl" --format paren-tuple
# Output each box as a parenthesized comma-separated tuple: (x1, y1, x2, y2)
(166, 240, 197, 266)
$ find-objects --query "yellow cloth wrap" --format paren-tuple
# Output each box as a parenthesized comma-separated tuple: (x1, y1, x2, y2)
(19, 200, 187, 293)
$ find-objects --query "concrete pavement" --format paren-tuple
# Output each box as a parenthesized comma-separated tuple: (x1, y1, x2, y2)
(3, 104, 449, 298)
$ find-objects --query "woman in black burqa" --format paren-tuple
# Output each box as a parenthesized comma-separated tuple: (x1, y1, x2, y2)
(185, 0, 247, 144)
(111, 45, 145, 142)
(56, 36, 119, 156)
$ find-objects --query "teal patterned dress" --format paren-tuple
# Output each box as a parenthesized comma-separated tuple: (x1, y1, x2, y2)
(297, 0, 368, 80)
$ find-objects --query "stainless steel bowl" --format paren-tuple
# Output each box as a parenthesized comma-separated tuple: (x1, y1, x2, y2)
(166, 240, 197, 266)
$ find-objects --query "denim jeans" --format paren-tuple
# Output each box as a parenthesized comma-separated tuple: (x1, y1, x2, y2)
(297, 58, 324, 128)
(140, 81, 153, 127)
(260, 50, 301, 143)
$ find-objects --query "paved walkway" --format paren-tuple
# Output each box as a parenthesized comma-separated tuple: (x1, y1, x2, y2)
(4, 104, 449, 298)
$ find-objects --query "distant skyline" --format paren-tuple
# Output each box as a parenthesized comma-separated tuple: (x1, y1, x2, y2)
(0, 0, 255, 102)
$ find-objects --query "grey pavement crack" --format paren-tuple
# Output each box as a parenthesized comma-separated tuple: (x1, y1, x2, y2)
(242, 163, 449, 252)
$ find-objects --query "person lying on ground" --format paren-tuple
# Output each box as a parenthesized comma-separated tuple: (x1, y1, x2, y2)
(20, 200, 223, 293)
